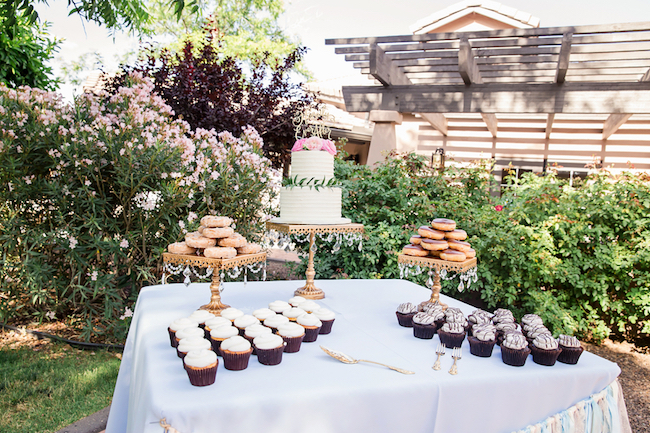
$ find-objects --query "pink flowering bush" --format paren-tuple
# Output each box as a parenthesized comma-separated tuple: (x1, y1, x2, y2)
(0, 74, 278, 342)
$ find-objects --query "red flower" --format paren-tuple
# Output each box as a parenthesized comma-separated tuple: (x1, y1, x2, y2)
(494, 205, 504, 211)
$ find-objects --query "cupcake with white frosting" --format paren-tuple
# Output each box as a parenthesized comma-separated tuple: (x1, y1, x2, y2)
(298, 300, 320, 313)
(168, 318, 199, 347)
(468, 324, 497, 357)
(556, 334, 584, 365)
(282, 307, 307, 322)
(254, 334, 286, 366)
(313, 308, 335, 334)
(252, 308, 276, 322)
(209, 325, 239, 354)
(204, 316, 232, 339)
(530, 334, 562, 366)
(396, 302, 418, 327)
(220, 307, 244, 322)
(501, 333, 531, 367)
(220, 336, 253, 370)
(264, 314, 290, 333)
(188, 310, 216, 329)
(243, 324, 272, 353)
(174, 326, 205, 348)
(412, 312, 437, 339)
(288, 296, 307, 307)
(277, 322, 306, 353)
(297, 313, 322, 342)
(268, 300, 291, 315)
(437, 322, 466, 348)
(177, 336, 212, 359)
(233, 315, 260, 335)
(183, 349, 218, 386)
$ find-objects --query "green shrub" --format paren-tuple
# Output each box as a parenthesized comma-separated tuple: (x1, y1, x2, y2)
(0, 74, 278, 342)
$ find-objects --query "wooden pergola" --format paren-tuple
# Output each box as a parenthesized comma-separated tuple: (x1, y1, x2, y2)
(326, 22, 650, 142)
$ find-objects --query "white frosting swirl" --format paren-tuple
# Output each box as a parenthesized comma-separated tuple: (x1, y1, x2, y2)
(209, 325, 239, 339)
(533, 335, 559, 350)
(445, 309, 466, 323)
(244, 324, 272, 338)
(521, 314, 543, 326)
(253, 334, 285, 350)
(220, 308, 244, 321)
(313, 308, 335, 321)
(413, 312, 436, 325)
(268, 300, 291, 313)
(297, 313, 322, 327)
(527, 325, 552, 339)
(234, 314, 260, 329)
(496, 322, 520, 333)
(184, 349, 217, 368)
(252, 308, 277, 321)
(177, 336, 212, 353)
(282, 307, 307, 320)
(503, 333, 528, 350)
(204, 317, 232, 330)
(277, 322, 305, 337)
(468, 310, 493, 325)
(175, 327, 204, 340)
(264, 314, 290, 328)
(169, 318, 199, 332)
(397, 302, 418, 314)
(473, 327, 496, 342)
(188, 310, 215, 324)
(288, 296, 307, 306)
(220, 335, 252, 353)
(558, 334, 581, 348)
(421, 302, 444, 315)
(299, 300, 320, 312)
(440, 322, 464, 334)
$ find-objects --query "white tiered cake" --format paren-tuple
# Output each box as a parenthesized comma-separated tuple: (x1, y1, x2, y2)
(272, 146, 350, 225)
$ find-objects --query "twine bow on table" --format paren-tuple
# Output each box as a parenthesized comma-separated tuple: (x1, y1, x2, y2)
(159, 418, 182, 433)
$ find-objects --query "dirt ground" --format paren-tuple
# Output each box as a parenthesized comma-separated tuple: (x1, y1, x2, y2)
(2, 261, 648, 432)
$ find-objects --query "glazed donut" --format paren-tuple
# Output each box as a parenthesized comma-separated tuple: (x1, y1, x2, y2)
(200, 215, 233, 228)
(409, 234, 422, 245)
(417, 226, 445, 240)
(218, 234, 247, 248)
(185, 234, 217, 249)
(431, 218, 456, 232)
(444, 229, 467, 241)
(167, 241, 197, 255)
(465, 248, 476, 258)
(202, 226, 235, 239)
(420, 238, 449, 251)
(402, 244, 429, 257)
(428, 250, 442, 258)
(440, 249, 466, 262)
(448, 240, 471, 252)
(204, 246, 237, 259)
(237, 243, 262, 255)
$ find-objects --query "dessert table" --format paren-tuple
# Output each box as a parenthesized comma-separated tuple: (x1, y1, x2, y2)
(105, 279, 628, 433)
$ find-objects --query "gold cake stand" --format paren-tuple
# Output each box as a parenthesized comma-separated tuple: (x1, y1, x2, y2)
(162, 252, 267, 315)
(398, 254, 477, 310)
(265, 222, 364, 299)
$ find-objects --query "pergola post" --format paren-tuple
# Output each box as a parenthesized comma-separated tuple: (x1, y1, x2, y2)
(367, 110, 403, 166)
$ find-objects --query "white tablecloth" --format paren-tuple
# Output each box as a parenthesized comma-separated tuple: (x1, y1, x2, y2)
(106, 279, 622, 433)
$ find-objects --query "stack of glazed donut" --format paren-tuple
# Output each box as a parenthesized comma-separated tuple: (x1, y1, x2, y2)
(167, 215, 263, 259)
(402, 218, 475, 262)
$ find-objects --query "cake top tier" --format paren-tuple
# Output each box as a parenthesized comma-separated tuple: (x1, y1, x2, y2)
(289, 151, 335, 182)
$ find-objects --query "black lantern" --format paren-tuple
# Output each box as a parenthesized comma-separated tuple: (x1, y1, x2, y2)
(431, 148, 446, 172)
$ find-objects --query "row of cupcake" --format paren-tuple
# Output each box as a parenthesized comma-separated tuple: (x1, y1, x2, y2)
(168, 297, 336, 386)
(402, 218, 476, 262)
(396, 302, 583, 367)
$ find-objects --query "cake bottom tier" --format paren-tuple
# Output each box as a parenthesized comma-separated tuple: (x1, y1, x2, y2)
(274, 187, 351, 225)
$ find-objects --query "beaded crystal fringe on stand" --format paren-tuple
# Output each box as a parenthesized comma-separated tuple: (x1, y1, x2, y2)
(161, 261, 266, 287)
(263, 229, 363, 254)
(398, 262, 478, 292)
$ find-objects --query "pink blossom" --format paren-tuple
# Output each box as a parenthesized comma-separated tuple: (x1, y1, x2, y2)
(69, 236, 78, 249)
(495, 205, 504, 211)
(321, 139, 337, 156)
(304, 137, 323, 151)
(291, 138, 307, 152)
(120, 239, 129, 248)
(120, 307, 133, 320)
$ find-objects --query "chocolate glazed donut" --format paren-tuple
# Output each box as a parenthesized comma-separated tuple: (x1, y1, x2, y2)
(420, 238, 449, 251)
(431, 218, 456, 231)
(440, 249, 466, 262)
(417, 226, 445, 240)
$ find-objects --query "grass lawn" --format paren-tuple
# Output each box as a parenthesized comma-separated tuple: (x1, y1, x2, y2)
(0, 329, 121, 433)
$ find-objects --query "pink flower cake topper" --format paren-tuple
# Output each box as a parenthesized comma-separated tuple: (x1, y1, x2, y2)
(291, 137, 336, 156)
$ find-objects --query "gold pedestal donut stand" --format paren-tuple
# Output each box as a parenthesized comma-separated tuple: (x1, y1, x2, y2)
(397, 254, 477, 309)
(162, 252, 267, 315)
(265, 222, 364, 300)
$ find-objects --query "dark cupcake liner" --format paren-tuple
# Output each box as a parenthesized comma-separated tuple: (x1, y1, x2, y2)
(282, 335, 305, 353)
(501, 346, 531, 367)
(302, 326, 321, 343)
(557, 345, 584, 365)
(168, 328, 178, 347)
(221, 349, 253, 371)
(396, 312, 415, 328)
(255, 345, 285, 366)
(437, 329, 466, 348)
(209, 337, 225, 355)
(413, 323, 437, 339)
(184, 362, 218, 386)
(319, 319, 335, 334)
(531, 346, 562, 366)
(468, 336, 496, 357)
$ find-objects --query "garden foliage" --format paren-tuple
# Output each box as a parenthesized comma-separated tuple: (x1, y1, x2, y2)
(293, 152, 649, 343)
(0, 74, 278, 342)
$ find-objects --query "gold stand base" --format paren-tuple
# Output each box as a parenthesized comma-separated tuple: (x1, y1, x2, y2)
(294, 282, 325, 300)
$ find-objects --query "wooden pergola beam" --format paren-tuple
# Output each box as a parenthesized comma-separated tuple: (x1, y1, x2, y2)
(545, 114, 555, 139)
(556, 33, 573, 84)
(459, 38, 498, 137)
(368, 43, 448, 135)
(601, 67, 650, 139)
(342, 81, 650, 114)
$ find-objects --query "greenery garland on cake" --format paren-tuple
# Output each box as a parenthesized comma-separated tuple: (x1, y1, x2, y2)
(282, 136, 340, 190)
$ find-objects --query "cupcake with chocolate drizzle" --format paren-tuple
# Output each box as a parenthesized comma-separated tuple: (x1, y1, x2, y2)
(556, 334, 584, 365)
(530, 334, 562, 366)
(501, 333, 531, 367)
(468, 324, 497, 357)
(412, 312, 437, 339)
(396, 302, 418, 327)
